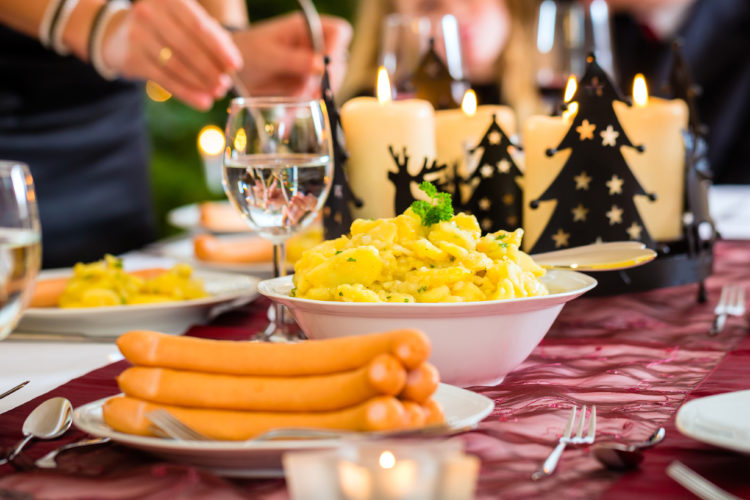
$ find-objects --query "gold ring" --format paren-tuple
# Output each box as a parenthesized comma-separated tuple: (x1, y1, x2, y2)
(158, 46, 173, 65)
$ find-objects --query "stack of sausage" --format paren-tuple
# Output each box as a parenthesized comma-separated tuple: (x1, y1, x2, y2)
(103, 329, 444, 440)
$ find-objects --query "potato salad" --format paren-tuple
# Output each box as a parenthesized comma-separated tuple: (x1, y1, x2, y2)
(292, 184, 548, 303)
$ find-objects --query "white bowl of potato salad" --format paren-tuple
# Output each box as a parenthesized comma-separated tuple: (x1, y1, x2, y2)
(259, 184, 597, 386)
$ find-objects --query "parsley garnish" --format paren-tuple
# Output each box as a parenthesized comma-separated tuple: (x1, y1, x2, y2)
(335, 250, 342, 255)
(339, 291, 343, 296)
(347, 257, 356, 262)
(403, 298, 409, 303)
(410, 182, 453, 226)
(495, 234, 506, 240)
(417, 286, 427, 293)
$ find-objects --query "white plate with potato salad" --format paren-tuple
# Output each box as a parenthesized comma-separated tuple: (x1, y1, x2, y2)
(73, 383, 494, 478)
(16, 256, 259, 337)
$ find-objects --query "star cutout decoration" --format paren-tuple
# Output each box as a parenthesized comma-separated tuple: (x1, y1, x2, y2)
(502, 193, 514, 206)
(585, 76, 604, 97)
(626, 221, 643, 240)
(606, 204, 624, 225)
(488, 130, 502, 145)
(574, 171, 592, 190)
(506, 215, 518, 227)
(478, 197, 492, 211)
(606, 174, 624, 195)
(481, 218, 493, 231)
(497, 159, 511, 173)
(571, 203, 589, 222)
(480, 165, 495, 178)
(600, 125, 619, 147)
(551, 228, 570, 248)
(576, 120, 596, 141)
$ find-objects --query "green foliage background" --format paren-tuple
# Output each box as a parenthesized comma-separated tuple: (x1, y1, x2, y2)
(147, 1, 354, 237)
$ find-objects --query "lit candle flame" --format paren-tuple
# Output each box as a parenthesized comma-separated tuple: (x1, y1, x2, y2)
(198, 125, 225, 156)
(461, 89, 477, 116)
(633, 74, 649, 107)
(563, 75, 577, 103)
(379, 450, 396, 469)
(377, 66, 392, 104)
(562, 102, 579, 121)
(233, 128, 247, 153)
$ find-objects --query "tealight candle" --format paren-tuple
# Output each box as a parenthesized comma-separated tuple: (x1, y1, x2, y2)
(435, 89, 516, 179)
(614, 75, 688, 242)
(341, 67, 436, 219)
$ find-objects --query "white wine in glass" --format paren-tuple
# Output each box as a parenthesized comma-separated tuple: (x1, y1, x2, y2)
(0, 161, 41, 340)
(223, 98, 333, 339)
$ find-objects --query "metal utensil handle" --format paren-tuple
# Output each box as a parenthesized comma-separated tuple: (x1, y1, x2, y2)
(297, 0, 324, 55)
(532, 441, 567, 480)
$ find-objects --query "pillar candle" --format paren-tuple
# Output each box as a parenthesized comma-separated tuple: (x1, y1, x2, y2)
(521, 113, 572, 252)
(435, 90, 516, 176)
(614, 75, 688, 242)
(340, 68, 436, 219)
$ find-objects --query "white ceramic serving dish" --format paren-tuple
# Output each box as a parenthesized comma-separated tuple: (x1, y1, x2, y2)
(258, 270, 596, 387)
(676, 390, 750, 454)
(74, 384, 494, 478)
(16, 269, 259, 337)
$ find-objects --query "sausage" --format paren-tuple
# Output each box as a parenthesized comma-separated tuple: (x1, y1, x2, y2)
(421, 397, 445, 425)
(29, 268, 168, 308)
(102, 395, 408, 440)
(117, 329, 430, 375)
(401, 400, 427, 428)
(399, 362, 440, 404)
(193, 234, 273, 264)
(117, 353, 407, 412)
(199, 202, 249, 233)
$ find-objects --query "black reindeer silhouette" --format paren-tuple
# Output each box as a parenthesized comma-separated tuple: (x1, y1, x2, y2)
(388, 146, 447, 214)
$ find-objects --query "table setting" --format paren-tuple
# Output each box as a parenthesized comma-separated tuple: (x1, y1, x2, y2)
(1, 1, 750, 499)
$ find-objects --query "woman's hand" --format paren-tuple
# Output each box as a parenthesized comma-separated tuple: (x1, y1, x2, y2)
(100, 0, 242, 110)
(232, 12, 352, 97)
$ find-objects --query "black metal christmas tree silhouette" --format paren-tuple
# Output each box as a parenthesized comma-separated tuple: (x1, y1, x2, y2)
(464, 114, 523, 231)
(409, 38, 460, 110)
(321, 56, 362, 239)
(529, 54, 656, 253)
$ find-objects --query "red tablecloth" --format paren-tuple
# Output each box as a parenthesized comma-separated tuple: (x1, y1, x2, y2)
(0, 241, 748, 499)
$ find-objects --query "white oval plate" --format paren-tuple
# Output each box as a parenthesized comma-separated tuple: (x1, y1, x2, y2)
(73, 384, 494, 478)
(16, 269, 259, 337)
(676, 390, 750, 454)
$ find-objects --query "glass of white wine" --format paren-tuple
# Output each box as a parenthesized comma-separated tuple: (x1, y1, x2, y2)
(0, 161, 41, 340)
(223, 97, 333, 339)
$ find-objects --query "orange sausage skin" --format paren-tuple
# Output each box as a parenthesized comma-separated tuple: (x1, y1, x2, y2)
(193, 234, 273, 264)
(117, 353, 407, 412)
(117, 329, 430, 376)
(399, 362, 440, 404)
(102, 395, 408, 440)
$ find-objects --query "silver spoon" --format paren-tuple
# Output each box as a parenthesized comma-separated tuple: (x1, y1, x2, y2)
(591, 427, 666, 470)
(3, 397, 73, 463)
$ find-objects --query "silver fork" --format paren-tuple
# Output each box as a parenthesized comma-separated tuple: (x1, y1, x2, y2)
(709, 284, 746, 336)
(532, 405, 597, 481)
(145, 410, 210, 441)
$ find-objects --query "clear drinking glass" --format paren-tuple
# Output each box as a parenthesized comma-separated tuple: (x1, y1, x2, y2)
(0, 161, 42, 340)
(535, 0, 614, 112)
(380, 13, 466, 101)
(223, 97, 333, 338)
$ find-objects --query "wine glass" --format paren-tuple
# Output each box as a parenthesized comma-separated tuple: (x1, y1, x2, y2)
(380, 13, 466, 102)
(535, 0, 614, 113)
(0, 161, 42, 340)
(223, 97, 333, 339)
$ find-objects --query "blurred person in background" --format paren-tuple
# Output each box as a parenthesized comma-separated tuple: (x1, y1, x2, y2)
(606, 0, 750, 184)
(0, 0, 350, 268)
(339, 0, 542, 125)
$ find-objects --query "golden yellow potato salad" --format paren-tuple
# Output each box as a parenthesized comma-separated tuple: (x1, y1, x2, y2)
(292, 207, 549, 303)
(59, 255, 208, 308)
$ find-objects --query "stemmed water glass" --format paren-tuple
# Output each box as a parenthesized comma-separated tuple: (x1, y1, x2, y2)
(0, 161, 42, 340)
(222, 97, 333, 339)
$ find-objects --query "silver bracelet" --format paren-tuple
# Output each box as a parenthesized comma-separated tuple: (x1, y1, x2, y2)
(38, 0, 67, 48)
(89, 0, 130, 80)
(50, 0, 80, 55)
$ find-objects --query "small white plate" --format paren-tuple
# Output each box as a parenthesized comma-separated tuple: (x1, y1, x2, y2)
(16, 269, 259, 337)
(73, 384, 494, 478)
(676, 390, 750, 454)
